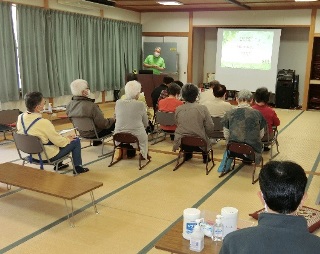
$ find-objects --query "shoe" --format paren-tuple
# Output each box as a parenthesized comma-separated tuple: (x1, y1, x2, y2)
(74, 166, 90, 174)
(92, 140, 103, 146)
(242, 159, 253, 165)
(264, 146, 270, 151)
(202, 154, 211, 164)
(56, 162, 69, 171)
(184, 153, 193, 161)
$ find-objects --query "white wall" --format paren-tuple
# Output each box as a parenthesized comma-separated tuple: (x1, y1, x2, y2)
(277, 27, 309, 104)
(141, 12, 189, 32)
(193, 10, 312, 27)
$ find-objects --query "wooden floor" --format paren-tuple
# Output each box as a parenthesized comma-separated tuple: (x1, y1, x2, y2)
(0, 102, 319, 254)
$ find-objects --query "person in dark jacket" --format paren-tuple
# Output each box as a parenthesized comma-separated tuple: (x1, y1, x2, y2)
(66, 79, 115, 146)
(151, 76, 174, 112)
(220, 161, 320, 254)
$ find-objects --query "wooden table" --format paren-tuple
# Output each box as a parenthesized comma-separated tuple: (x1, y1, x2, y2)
(155, 220, 222, 254)
(0, 162, 103, 227)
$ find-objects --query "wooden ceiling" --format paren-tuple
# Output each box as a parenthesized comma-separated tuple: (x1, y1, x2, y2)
(114, 0, 320, 12)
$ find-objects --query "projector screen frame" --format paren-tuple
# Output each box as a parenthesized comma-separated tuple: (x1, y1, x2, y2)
(215, 28, 282, 93)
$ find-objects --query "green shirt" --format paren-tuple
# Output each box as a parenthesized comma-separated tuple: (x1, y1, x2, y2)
(144, 55, 165, 74)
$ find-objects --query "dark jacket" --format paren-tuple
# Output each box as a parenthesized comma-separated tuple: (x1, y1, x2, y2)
(220, 213, 320, 254)
(66, 96, 115, 137)
(151, 84, 168, 110)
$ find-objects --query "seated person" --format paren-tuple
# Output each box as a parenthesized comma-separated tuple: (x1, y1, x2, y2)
(252, 87, 280, 151)
(220, 160, 320, 254)
(198, 80, 220, 104)
(221, 89, 266, 167)
(151, 76, 174, 112)
(17, 92, 89, 174)
(173, 84, 215, 163)
(158, 80, 184, 105)
(66, 79, 115, 146)
(114, 80, 150, 160)
(119, 73, 138, 99)
(202, 83, 233, 117)
(120, 75, 154, 134)
(158, 83, 184, 140)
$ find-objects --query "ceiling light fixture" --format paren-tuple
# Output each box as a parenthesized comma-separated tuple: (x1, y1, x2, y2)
(157, 1, 183, 6)
(295, 0, 318, 2)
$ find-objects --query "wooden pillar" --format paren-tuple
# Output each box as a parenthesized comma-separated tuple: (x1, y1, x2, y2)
(187, 12, 193, 83)
(44, 0, 49, 9)
(302, 9, 317, 110)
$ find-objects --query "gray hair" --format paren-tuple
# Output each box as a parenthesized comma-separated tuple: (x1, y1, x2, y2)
(237, 89, 253, 102)
(70, 79, 88, 96)
(155, 47, 161, 52)
(125, 81, 141, 99)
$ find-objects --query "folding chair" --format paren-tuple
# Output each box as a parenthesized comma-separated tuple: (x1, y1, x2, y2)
(70, 117, 112, 157)
(152, 111, 176, 145)
(262, 126, 280, 159)
(108, 132, 151, 170)
(13, 132, 75, 173)
(219, 142, 263, 184)
(173, 136, 214, 175)
(211, 116, 225, 140)
(0, 109, 20, 143)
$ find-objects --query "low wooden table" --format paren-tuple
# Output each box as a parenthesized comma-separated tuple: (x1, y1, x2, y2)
(155, 220, 222, 254)
(0, 162, 103, 227)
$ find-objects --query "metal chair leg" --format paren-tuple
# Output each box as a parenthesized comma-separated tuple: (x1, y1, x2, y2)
(108, 148, 122, 167)
(173, 151, 186, 171)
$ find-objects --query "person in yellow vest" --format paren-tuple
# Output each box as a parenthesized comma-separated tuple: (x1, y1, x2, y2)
(17, 92, 89, 174)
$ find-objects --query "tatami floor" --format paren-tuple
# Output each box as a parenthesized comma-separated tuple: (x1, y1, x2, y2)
(0, 103, 319, 254)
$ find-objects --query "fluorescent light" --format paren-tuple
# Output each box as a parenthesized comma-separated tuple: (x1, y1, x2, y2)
(295, 0, 318, 2)
(157, 1, 183, 5)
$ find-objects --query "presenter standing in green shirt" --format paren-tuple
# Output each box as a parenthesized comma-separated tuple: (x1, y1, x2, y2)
(143, 47, 166, 74)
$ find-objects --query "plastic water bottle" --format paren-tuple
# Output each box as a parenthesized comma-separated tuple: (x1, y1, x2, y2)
(213, 215, 224, 242)
(48, 103, 52, 113)
(189, 219, 204, 252)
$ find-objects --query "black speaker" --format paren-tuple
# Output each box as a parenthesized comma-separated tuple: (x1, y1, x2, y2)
(276, 80, 294, 109)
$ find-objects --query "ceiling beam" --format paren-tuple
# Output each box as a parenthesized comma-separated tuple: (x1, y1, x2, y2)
(226, 0, 251, 10)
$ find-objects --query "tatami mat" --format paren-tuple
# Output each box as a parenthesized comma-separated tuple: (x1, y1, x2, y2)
(0, 105, 319, 254)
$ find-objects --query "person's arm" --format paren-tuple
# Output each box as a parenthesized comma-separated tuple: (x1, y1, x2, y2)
(154, 58, 166, 71)
(221, 113, 230, 142)
(42, 120, 70, 147)
(92, 104, 115, 129)
(140, 103, 149, 128)
(223, 127, 230, 142)
(259, 113, 267, 139)
(203, 107, 215, 137)
(272, 110, 280, 126)
(143, 55, 154, 68)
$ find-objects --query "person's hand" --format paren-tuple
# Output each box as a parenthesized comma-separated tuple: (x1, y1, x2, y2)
(67, 134, 76, 141)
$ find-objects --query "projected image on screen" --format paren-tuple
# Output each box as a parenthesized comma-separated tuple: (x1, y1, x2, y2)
(221, 30, 274, 70)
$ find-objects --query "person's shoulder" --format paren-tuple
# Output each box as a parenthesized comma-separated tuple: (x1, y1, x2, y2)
(224, 226, 257, 242)
(175, 103, 185, 111)
(38, 118, 54, 128)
